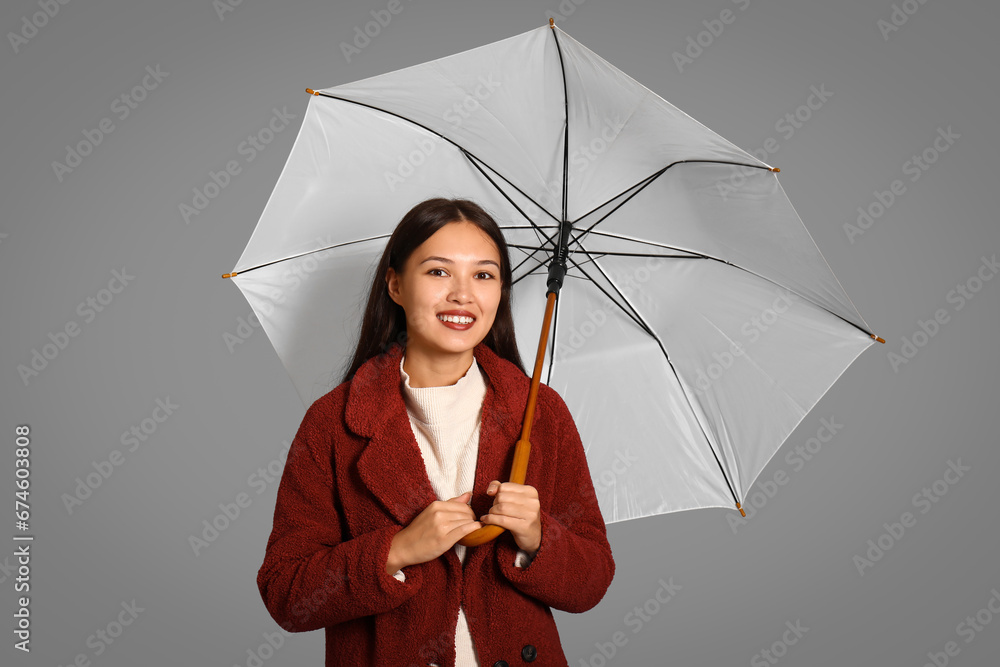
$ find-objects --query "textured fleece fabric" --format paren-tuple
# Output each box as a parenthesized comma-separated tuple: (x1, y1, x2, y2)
(257, 341, 615, 666)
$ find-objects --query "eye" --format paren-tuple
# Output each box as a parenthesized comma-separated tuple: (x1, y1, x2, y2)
(428, 268, 447, 277)
(476, 271, 495, 280)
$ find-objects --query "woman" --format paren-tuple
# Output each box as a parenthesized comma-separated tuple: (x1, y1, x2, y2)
(257, 198, 615, 666)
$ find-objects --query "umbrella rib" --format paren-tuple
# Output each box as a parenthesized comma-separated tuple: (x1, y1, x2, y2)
(565, 250, 743, 512)
(564, 252, 658, 350)
(572, 231, 713, 258)
(570, 158, 772, 230)
(562, 159, 765, 289)
(463, 152, 561, 232)
(511, 254, 549, 286)
(551, 21, 570, 227)
(510, 260, 561, 288)
(460, 151, 559, 281)
(563, 164, 879, 336)
(231, 234, 390, 276)
(306, 90, 562, 227)
(571, 230, 880, 341)
(507, 244, 698, 260)
(502, 226, 559, 278)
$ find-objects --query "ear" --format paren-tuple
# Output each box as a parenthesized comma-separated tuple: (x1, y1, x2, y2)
(385, 267, 401, 305)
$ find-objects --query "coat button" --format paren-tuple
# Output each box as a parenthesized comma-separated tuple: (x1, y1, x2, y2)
(521, 644, 537, 662)
(492, 661, 509, 667)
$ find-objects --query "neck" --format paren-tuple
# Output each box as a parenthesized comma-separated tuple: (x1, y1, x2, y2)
(402, 346, 475, 387)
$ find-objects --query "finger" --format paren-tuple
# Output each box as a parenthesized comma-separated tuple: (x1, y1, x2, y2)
(482, 505, 529, 523)
(448, 518, 482, 539)
(492, 483, 538, 503)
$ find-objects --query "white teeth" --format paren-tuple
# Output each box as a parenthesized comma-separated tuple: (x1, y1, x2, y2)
(438, 314, 474, 324)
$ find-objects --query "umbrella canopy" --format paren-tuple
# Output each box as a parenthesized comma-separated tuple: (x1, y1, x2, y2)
(226, 22, 882, 524)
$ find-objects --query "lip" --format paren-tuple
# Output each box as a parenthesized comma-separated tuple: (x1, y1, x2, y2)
(437, 310, 476, 319)
(436, 310, 477, 330)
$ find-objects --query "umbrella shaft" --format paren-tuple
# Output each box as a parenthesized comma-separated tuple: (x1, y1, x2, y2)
(546, 222, 572, 294)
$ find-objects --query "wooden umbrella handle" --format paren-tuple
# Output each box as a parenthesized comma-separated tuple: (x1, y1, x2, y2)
(457, 291, 558, 547)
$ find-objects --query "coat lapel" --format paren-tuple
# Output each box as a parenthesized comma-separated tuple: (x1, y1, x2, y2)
(347, 341, 542, 527)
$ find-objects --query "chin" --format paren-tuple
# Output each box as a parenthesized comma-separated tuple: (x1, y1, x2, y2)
(437, 334, 486, 355)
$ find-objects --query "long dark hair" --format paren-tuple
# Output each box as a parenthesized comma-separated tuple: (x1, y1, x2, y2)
(339, 197, 526, 384)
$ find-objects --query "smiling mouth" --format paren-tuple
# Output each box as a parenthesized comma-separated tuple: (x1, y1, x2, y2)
(437, 314, 475, 324)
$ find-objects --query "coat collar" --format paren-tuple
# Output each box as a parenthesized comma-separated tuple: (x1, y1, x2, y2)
(346, 341, 540, 526)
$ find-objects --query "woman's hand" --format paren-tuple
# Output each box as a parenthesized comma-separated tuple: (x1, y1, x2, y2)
(386, 491, 481, 574)
(480, 480, 541, 556)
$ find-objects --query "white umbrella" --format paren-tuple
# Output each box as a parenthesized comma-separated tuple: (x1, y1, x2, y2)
(224, 20, 884, 528)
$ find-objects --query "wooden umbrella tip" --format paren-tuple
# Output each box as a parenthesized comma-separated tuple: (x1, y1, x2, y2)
(549, 17, 554, 28)
(873, 334, 885, 344)
(770, 166, 781, 172)
(306, 88, 317, 95)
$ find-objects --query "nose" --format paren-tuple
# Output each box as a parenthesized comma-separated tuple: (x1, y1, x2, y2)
(448, 274, 473, 303)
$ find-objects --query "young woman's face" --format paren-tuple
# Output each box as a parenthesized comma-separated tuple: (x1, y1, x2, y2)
(386, 220, 503, 359)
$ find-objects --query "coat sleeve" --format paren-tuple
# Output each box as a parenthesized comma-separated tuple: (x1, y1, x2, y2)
(393, 549, 531, 583)
(494, 385, 615, 613)
(257, 399, 424, 632)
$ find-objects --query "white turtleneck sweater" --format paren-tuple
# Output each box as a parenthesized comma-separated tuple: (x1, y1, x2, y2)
(389, 354, 534, 667)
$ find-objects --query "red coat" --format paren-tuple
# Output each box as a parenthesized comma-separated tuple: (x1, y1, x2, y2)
(257, 341, 615, 666)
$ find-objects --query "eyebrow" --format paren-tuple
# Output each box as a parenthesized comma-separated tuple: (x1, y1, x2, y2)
(419, 255, 500, 269)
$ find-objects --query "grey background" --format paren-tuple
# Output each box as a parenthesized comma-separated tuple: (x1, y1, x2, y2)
(2, 0, 998, 665)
